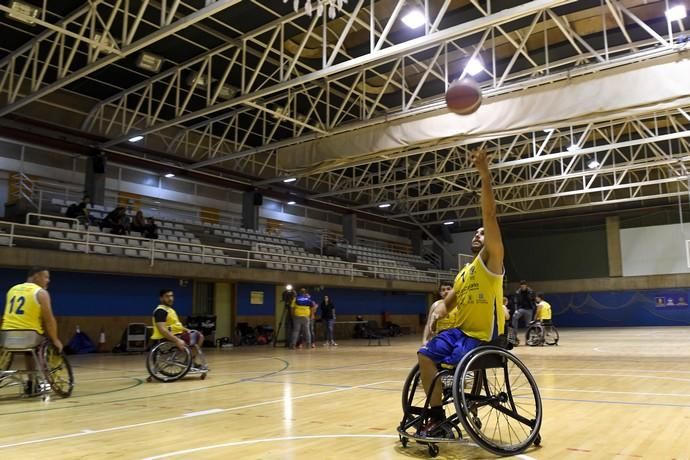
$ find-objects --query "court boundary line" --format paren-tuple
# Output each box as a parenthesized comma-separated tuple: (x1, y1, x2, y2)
(0, 380, 389, 450)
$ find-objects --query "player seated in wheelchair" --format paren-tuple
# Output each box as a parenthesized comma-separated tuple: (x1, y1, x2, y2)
(416, 149, 505, 437)
(151, 289, 207, 371)
(534, 293, 552, 326)
(1, 267, 63, 395)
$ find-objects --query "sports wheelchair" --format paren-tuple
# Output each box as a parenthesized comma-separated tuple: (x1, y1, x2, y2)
(525, 320, 559, 347)
(145, 340, 208, 383)
(0, 330, 74, 398)
(398, 340, 542, 457)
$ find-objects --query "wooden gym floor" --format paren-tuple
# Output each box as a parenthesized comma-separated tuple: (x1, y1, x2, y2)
(1, 327, 690, 459)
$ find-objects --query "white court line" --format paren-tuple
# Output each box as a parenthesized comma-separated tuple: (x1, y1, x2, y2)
(142, 434, 538, 460)
(539, 387, 690, 398)
(0, 380, 390, 450)
(536, 372, 690, 384)
(183, 409, 224, 417)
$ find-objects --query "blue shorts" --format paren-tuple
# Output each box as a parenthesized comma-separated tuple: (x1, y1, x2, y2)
(418, 329, 483, 367)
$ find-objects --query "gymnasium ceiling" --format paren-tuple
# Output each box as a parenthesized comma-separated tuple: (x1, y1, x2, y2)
(1, 0, 690, 230)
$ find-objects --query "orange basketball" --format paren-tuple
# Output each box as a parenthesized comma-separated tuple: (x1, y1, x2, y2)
(445, 78, 482, 115)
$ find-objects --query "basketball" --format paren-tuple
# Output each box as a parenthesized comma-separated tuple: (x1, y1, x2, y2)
(445, 78, 483, 115)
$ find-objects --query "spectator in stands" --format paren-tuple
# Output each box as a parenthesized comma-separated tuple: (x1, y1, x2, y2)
(65, 195, 91, 226)
(511, 280, 536, 331)
(143, 217, 159, 239)
(290, 288, 314, 350)
(101, 207, 128, 235)
(130, 211, 158, 239)
(320, 295, 337, 346)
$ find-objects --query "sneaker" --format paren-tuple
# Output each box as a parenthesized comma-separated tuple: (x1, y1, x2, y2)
(310, 343, 316, 349)
(331, 342, 338, 347)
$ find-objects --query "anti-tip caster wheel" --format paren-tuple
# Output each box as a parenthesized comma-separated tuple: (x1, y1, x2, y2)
(428, 443, 439, 457)
(400, 436, 408, 448)
(200, 373, 207, 380)
(534, 433, 542, 447)
(146, 376, 153, 383)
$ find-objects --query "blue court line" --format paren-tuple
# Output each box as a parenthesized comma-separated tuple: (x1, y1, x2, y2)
(251, 379, 690, 409)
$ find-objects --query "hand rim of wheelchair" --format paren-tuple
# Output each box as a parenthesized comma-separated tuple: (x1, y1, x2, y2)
(40, 343, 74, 397)
(146, 341, 192, 382)
(452, 346, 542, 456)
(526, 324, 544, 346)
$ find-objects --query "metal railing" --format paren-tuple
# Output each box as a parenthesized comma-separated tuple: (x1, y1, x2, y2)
(0, 218, 445, 284)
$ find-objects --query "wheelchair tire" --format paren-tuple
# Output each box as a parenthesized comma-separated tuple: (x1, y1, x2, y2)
(544, 327, 559, 346)
(452, 346, 542, 456)
(146, 341, 192, 382)
(525, 326, 543, 347)
(401, 364, 421, 413)
(41, 344, 74, 398)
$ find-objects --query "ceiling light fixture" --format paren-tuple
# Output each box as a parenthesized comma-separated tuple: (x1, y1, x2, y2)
(283, 177, 297, 183)
(378, 203, 391, 208)
(6, 1, 39, 25)
(464, 58, 484, 77)
(666, 5, 687, 21)
(164, 173, 175, 178)
(567, 144, 581, 152)
(128, 135, 144, 143)
(285, 0, 348, 19)
(443, 221, 454, 225)
(587, 159, 600, 169)
(401, 8, 426, 29)
(136, 52, 163, 73)
(287, 201, 296, 205)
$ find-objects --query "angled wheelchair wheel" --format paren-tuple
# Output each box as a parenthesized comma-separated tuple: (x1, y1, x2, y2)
(525, 325, 543, 347)
(452, 346, 542, 456)
(544, 326, 559, 346)
(41, 344, 74, 398)
(147, 341, 192, 382)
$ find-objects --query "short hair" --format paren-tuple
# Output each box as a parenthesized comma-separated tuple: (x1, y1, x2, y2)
(439, 280, 453, 288)
(519, 280, 527, 285)
(299, 288, 307, 294)
(536, 292, 544, 299)
(159, 288, 173, 297)
(27, 266, 48, 278)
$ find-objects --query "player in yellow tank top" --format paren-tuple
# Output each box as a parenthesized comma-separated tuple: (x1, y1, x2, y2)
(422, 281, 454, 345)
(535, 293, 552, 322)
(416, 148, 505, 434)
(152, 289, 207, 370)
(2, 267, 63, 394)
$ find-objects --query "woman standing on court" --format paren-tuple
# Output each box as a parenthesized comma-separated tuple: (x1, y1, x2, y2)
(320, 295, 337, 346)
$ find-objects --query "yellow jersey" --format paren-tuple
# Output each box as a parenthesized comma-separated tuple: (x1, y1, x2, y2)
(450, 251, 504, 342)
(151, 305, 185, 340)
(2, 283, 44, 334)
(536, 301, 552, 321)
(291, 295, 313, 318)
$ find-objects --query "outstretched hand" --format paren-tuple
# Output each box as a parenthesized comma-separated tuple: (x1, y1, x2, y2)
(470, 148, 490, 175)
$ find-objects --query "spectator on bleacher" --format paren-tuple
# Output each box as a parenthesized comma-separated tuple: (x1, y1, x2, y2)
(320, 295, 337, 346)
(65, 195, 92, 226)
(101, 207, 128, 235)
(130, 211, 158, 239)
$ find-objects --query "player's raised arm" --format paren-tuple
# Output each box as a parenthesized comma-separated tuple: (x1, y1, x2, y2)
(471, 148, 503, 274)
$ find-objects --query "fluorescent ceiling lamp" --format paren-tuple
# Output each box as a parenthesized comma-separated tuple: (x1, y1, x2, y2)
(7, 1, 39, 25)
(187, 71, 209, 88)
(128, 135, 144, 143)
(136, 52, 163, 73)
(378, 203, 391, 208)
(164, 173, 175, 178)
(217, 84, 237, 100)
(587, 159, 600, 169)
(465, 58, 484, 76)
(443, 221, 454, 225)
(92, 33, 116, 53)
(666, 5, 687, 21)
(287, 200, 296, 205)
(567, 144, 580, 152)
(543, 128, 554, 133)
(283, 177, 297, 183)
(401, 9, 425, 29)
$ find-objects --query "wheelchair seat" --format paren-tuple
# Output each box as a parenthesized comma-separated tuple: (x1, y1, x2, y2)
(0, 330, 44, 350)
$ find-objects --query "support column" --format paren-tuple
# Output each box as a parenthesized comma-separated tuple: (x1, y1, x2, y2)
(85, 152, 106, 205)
(411, 229, 423, 256)
(242, 191, 261, 230)
(214, 282, 232, 339)
(606, 216, 622, 277)
(343, 213, 357, 244)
